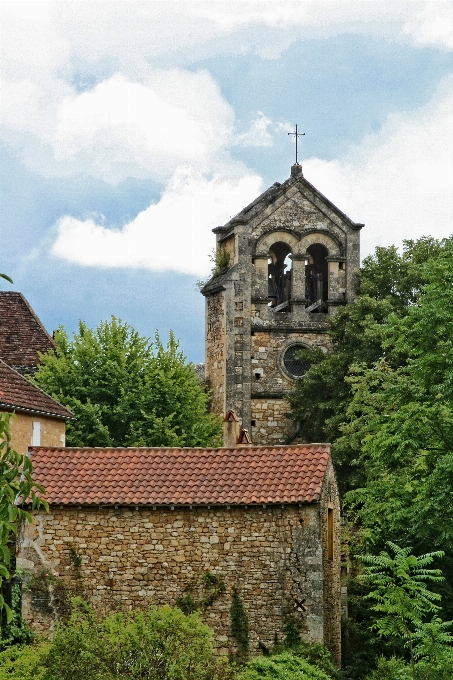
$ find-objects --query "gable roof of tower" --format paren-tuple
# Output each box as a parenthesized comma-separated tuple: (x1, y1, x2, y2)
(28, 444, 331, 506)
(0, 292, 56, 371)
(201, 166, 364, 295)
(214, 167, 364, 239)
(0, 358, 73, 420)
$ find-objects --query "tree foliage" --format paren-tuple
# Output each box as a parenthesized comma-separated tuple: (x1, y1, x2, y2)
(33, 318, 221, 448)
(0, 413, 48, 622)
(43, 600, 234, 680)
(0, 643, 48, 680)
(239, 652, 332, 680)
(342, 238, 453, 553)
(286, 237, 445, 492)
(358, 543, 453, 678)
(286, 236, 453, 672)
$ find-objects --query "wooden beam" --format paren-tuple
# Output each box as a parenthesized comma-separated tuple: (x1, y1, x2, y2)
(305, 299, 323, 312)
(271, 300, 289, 313)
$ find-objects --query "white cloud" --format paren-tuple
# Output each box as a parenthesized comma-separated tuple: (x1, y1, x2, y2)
(52, 71, 234, 183)
(403, 2, 453, 49)
(2, 0, 452, 276)
(1, 68, 237, 183)
(52, 75, 453, 274)
(304, 75, 453, 258)
(234, 111, 274, 147)
(51, 168, 263, 274)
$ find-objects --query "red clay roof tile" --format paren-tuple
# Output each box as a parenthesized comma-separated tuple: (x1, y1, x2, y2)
(29, 445, 330, 506)
(0, 359, 73, 419)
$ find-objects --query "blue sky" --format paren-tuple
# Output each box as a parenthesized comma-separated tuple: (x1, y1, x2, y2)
(1, 1, 452, 362)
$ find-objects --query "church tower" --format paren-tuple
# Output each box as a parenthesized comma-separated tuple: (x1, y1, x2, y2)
(201, 163, 363, 445)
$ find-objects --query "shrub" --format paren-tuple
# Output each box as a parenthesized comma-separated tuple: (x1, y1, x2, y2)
(364, 656, 412, 680)
(239, 652, 333, 680)
(0, 643, 49, 680)
(291, 642, 342, 679)
(0, 581, 35, 649)
(43, 599, 231, 680)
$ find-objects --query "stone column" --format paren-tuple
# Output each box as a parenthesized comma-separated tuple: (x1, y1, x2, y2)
(326, 257, 347, 314)
(290, 255, 307, 317)
(252, 256, 269, 316)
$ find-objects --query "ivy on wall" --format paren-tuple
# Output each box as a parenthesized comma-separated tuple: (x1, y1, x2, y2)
(230, 588, 249, 662)
(176, 569, 226, 615)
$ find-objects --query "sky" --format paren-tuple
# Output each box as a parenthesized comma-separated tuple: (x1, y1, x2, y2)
(1, 1, 452, 362)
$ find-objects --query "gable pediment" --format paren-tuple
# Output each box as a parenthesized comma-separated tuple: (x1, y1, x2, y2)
(214, 170, 364, 239)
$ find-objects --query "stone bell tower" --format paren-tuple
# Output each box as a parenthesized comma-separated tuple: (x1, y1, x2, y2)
(201, 163, 364, 445)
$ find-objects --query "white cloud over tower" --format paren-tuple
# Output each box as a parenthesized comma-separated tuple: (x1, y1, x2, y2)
(1, 1, 452, 273)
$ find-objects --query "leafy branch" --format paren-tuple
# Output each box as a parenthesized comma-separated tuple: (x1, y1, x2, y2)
(0, 413, 48, 622)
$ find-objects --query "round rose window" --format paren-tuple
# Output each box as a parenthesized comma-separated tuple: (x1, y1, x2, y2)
(283, 345, 311, 378)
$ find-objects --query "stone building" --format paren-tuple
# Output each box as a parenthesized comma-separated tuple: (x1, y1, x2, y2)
(0, 358, 73, 454)
(18, 442, 341, 663)
(201, 164, 363, 444)
(0, 291, 72, 452)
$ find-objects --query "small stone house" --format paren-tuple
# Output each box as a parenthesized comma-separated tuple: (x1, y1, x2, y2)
(0, 358, 73, 454)
(18, 442, 341, 662)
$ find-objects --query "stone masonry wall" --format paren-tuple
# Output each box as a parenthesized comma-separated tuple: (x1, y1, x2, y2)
(251, 398, 293, 445)
(249, 331, 330, 444)
(18, 501, 340, 660)
(7, 412, 65, 456)
(251, 331, 330, 395)
(205, 292, 225, 416)
(320, 460, 342, 665)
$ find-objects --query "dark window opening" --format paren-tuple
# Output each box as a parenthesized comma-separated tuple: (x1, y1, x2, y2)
(283, 345, 311, 378)
(251, 420, 256, 427)
(305, 243, 328, 312)
(268, 241, 292, 312)
(254, 372, 261, 380)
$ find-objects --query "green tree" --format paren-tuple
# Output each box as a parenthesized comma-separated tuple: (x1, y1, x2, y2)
(286, 236, 453, 671)
(33, 318, 221, 448)
(343, 238, 453, 550)
(358, 543, 453, 679)
(0, 413, 48, 622)
(286, 237, 445, 493)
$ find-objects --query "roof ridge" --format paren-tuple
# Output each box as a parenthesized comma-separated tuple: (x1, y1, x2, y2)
(30, 443, 330, 452)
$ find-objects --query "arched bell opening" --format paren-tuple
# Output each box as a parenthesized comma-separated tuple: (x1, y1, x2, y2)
(305, 243, 328, 312)
(268, 241, 292, 312)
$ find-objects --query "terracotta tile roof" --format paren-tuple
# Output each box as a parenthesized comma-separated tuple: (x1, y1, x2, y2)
(29, 444, 331, 506)
(0, 359, 73, 419)
(0, 292, 55, 372)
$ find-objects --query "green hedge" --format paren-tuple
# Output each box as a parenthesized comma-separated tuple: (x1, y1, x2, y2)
(240, 652, 333, 680)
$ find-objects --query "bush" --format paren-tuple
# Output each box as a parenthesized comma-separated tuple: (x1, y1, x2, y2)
(291, 642, 341, 679)
(0, 643, 49, 680)
(43, 599, 231, 680)
(239, 652, 333, 680)
(364, 656, 411, 680)
(0, 582, 35, 650)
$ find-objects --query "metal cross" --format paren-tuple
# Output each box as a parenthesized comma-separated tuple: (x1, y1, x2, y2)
(288, 124, 305, 164)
